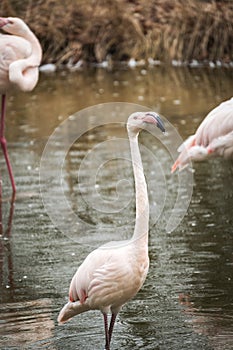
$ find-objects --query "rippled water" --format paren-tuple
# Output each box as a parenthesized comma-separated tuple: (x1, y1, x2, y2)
(0, 66, 233, 349)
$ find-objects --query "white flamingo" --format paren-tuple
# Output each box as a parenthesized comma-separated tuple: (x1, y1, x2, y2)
(58, 112, 165, 350)
(171, 97, 233, 172)
(0, 17, 42, 192)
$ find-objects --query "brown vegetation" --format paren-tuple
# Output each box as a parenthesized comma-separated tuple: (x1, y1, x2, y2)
(0, 0, 232, 66)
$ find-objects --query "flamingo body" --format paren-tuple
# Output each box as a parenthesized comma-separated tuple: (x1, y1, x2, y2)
(58, 112, 165, 350)
(59, 242, 149, 323)
(0, 17, 42, 92)
(172, 97, 233, 172)
(0, 17, 42, 192)
(0, 35, 31, 92)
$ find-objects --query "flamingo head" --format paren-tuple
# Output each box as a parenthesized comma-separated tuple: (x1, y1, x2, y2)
(127, 112, 165, 136)
(186, 145, 208, 161)
(0, 17, 29, 36)
(171, 145, 208, 173)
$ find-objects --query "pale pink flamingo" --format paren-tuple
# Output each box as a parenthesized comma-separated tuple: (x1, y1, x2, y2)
(171, 97, 233, 172)
(57, 112, 165, 350)
(0, 17, 42, 192)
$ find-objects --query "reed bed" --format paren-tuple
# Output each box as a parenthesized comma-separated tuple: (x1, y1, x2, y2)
(0, 0, 232, 66)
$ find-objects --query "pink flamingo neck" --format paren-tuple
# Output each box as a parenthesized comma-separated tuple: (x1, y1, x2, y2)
(129, 133, 149, 245)
(9, 25, 42, 92)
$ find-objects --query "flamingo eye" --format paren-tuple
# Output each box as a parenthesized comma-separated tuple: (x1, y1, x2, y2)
(133, 116, 138, 120)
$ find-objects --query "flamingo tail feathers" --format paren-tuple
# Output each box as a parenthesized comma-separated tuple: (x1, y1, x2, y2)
(57, 300, 90, 324)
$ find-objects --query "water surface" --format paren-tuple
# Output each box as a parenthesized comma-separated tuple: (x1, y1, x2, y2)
(0, 66, 233, 349)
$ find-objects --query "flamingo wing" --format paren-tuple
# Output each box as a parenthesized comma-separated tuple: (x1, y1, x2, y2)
(67, 244, 148, 315)
(195, 98, 233, 146)
(0, 35, 31, 66)
(57, 248, 139, 324)
(0, 35, 31, 92)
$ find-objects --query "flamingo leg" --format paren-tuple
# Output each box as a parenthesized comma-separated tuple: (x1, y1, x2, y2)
(5, 192, 16, 236)
(0, 95, 16, 193)
(108, 313, 117, 344)
(103, 313, 110, 350)
(0, 173, 2, 235)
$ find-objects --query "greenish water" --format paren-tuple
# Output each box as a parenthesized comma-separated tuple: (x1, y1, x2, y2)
(0, 66, 232, 349)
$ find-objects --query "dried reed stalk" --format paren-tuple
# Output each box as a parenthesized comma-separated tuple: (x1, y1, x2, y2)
(0, 0, 232, 65)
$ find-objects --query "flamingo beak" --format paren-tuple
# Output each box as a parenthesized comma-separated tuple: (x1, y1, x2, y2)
(171, 159, 179, 173)
(0, 18, 9, 28)
(144, 113, 165, 133)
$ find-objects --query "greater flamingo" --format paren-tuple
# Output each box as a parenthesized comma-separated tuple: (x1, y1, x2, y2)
(0, 17, 42, 192)
(171, 97, 233, 172)
(58, 112, 165, 350)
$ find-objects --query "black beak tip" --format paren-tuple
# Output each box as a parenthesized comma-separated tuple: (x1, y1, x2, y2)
(145, 112, 165, 133)
(156, 115, 165, 133)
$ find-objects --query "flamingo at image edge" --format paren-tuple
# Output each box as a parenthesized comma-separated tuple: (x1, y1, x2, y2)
(0, 17, 42, 192)
(58, 112, 165, 350)
(171, 97, 233, 172)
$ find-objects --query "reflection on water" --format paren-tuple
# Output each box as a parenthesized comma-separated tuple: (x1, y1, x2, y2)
(0, 66, 233, 349)
(0, 299, 54, 348)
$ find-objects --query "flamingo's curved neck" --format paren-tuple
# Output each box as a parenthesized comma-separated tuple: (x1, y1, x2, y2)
(129, 133, 149, 245)
(9, 26, 42, 91)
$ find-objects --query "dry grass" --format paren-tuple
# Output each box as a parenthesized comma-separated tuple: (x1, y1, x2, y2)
(0, 0, 232, 65)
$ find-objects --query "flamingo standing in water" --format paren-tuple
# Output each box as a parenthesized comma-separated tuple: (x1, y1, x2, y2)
(0, 17, 42, 192)
(58, 112, 165, 350)
(171, 97, 233, 172)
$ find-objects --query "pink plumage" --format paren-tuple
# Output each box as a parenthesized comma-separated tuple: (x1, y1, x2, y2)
(58, 112, 165, 350)
(0, 17, 42, 192)
(172, 97, 233, 172)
